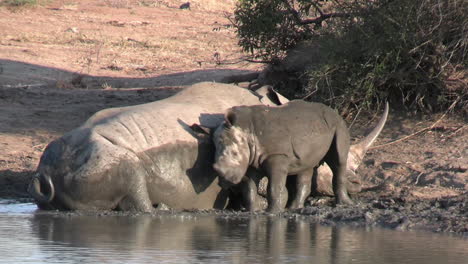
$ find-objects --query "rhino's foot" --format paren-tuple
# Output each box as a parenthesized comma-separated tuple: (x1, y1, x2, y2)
(288, 203, 304, 210)
(155, 203, 170, 211)
(118, 193, 154, 213)
(266, 204, 284, 214)
(335, 193, 354, 206)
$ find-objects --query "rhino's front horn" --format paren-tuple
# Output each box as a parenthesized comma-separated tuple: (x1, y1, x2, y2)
(348, 102, 389, 172)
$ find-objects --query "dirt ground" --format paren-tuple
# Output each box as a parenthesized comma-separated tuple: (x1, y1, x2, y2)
(0, 1, 466, 235)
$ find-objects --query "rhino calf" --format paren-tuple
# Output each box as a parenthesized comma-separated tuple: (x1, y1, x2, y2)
(210, 100, 354, 213)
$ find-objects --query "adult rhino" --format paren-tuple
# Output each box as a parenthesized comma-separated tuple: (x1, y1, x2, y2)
(28, 82, 287, 212)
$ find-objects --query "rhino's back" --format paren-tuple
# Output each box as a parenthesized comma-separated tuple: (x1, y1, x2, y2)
(85, 82, 262, 154)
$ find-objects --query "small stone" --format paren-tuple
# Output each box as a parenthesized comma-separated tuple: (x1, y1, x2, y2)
(179, 2, 190, 10)
(65, 27, 79, 33)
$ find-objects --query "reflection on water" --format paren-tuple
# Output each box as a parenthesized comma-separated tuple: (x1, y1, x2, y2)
(0, 202, 467, 264)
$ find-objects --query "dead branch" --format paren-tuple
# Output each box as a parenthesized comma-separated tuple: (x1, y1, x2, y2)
(280, 0, 351, 26)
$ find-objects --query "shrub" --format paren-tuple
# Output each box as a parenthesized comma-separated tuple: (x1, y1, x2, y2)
(234, 0, 312, 61)
(234, 0, 467, 113)
(0, 0, 38, 7)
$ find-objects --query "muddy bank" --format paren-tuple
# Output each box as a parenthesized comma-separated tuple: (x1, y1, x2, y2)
(1, 84, 466, 236)
(27, 190, 466, 236)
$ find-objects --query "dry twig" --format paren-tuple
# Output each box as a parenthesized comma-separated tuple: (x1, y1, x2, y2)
(371, 96, 461, 149)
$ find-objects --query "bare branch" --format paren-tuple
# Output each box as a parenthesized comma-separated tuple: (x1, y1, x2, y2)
(280, 0, 351, 26)
(300, 12, 351, 25)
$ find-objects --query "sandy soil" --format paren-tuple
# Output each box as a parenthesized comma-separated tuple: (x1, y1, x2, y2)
(0, 0, 466, 235)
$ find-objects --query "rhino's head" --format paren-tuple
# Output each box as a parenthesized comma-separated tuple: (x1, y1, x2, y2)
(211, 108, 254, 188)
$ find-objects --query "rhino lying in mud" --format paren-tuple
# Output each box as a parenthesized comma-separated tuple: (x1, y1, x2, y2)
(202, 100, 389, 213)
(28, 82, 287, 212)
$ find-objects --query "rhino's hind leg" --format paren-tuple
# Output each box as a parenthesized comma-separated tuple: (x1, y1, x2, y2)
(289, 167, 314, 210)
(327, 127, 353, 205)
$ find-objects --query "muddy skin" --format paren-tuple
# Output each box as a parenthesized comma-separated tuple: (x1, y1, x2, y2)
(212, 100, 355, 213)
(193, 101, 389, 212)
(27, 82, 286, 212)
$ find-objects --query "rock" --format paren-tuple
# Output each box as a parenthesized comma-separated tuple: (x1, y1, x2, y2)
(179, 2, 190, 10)
(65, 27, 79, 33)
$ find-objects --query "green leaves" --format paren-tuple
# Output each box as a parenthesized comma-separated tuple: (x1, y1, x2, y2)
(235, 0, 466, 113)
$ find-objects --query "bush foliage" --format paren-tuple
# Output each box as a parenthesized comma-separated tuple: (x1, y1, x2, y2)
(234, 0, 467, 113)
(0, 0, 38, 7)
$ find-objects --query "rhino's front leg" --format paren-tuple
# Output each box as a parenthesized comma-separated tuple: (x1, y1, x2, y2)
(239, 168, 267, 211)
(239, 176, 259, 212)
(117, 160, 154, 212)
(263, 155, 289, 213)
(289, 167, 314, 210)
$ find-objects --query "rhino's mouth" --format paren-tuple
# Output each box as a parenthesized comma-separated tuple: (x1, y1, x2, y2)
(218, 176, 235, 189)
(213, 161, 245, 186)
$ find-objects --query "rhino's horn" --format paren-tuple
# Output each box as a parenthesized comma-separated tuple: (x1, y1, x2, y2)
(28, 173, 55, 203)
(348, 102, 389, 171)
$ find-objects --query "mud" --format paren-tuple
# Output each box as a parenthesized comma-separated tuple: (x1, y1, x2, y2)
(29, 190, 467, 236)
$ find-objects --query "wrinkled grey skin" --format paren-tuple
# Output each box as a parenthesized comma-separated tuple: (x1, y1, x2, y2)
(212, 100, 355, 213)
(27, 82, 285, 212)
(315, 103, 389, 196)
(195, 102, 389, 209)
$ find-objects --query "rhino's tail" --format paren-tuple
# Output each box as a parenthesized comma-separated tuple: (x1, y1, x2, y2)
(348, 102, 389, 171)
(28, 172, 55, 204)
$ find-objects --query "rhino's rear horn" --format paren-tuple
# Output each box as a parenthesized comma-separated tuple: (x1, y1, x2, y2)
(348, 102, 389, 171)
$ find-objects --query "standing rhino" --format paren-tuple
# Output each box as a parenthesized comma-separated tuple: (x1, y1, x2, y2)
(28, 82, 286, 212)
(206, 100, 388, 213)
(209, 100, 353, 212)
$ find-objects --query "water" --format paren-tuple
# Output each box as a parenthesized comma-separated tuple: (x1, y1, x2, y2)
(0, 200, 467, 264)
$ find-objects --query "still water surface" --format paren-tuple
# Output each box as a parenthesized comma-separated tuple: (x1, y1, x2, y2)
(0, 200, 467, 264)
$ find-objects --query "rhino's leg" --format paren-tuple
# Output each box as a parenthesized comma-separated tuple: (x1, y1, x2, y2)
(238, 177, 258, 211)
(117, 161, 154, 212)
(263, 155, 289, 213)
(239, 168, 267, 211)
(289, 167, 314, 210)
(328, 129, 353, 205)
(118, 184, 153, 212)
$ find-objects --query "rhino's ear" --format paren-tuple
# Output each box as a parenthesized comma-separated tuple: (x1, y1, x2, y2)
(189, 124, 212, 136)
(225, 110, 237, 128)
(256, 85, 289, 106)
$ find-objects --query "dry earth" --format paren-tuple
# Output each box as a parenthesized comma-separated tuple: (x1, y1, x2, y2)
(0, 0, 466, 235)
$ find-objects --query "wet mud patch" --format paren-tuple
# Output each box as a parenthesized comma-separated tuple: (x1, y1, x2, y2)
(29, 189, 467, 236)
(301, 192, 467, 235)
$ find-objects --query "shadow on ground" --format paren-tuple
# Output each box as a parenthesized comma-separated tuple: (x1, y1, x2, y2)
(0, 59, 257, 89)
(0, 170, 32, 199)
